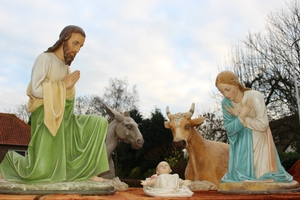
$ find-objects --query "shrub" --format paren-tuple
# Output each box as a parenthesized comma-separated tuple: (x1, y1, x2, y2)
(278, 152, 300, 170)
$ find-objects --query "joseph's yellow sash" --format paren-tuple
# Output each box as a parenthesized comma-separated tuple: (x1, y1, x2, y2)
(27, 81, 75, 136)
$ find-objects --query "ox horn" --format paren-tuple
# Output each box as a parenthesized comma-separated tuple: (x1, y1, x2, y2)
(166, 106, 172, 119)
(187, 103, 195, 118)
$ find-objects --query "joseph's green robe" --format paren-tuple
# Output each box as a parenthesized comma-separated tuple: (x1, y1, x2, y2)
(0, 53, 109, 183)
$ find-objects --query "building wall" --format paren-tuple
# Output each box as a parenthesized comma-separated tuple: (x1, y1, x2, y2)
(0, 145, 28, 162)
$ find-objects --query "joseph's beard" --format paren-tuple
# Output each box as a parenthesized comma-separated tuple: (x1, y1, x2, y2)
(63, 43, 76, 66)
(64, 53, 75, 66)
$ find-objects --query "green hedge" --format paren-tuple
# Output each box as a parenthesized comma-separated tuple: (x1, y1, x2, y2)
(278, 152, 300, 170)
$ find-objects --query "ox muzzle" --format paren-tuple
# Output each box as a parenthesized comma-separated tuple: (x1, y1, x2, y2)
(172, 140, 187, 150)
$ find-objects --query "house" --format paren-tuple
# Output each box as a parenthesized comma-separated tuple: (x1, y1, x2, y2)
(0, 113, 31, 162)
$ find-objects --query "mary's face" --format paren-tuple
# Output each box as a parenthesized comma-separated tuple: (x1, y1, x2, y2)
(217, 83, 239, 101)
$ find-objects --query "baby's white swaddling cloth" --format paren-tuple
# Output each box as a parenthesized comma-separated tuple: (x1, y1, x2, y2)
(143, 174, 193, 197)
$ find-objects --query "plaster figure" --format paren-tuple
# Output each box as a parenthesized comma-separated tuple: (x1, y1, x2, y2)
(215, 70, 293, 183)
(0, 25, 109, 183)
(141, 161, 193, 197)
(164, 103, 229, 188)
(100, 104, 144, 179)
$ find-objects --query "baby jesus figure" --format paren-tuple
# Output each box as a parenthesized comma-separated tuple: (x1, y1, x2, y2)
(141, 161, 193, 197)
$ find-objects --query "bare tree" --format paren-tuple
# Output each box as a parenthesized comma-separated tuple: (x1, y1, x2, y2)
(228, 0, 300, 119)
(11, 103, 30, 124)
(74, 95, 104, 115)
(74, 77, 139, 117)
(103, 77, 139, 111)
(218, 0, 300, 151)
(197, 112, 228, 144)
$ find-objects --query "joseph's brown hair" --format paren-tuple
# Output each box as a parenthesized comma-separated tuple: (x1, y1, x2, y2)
(45, 25, 86, 52)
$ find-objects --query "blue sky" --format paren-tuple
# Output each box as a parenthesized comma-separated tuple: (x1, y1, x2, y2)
(0, 0, 288, 117)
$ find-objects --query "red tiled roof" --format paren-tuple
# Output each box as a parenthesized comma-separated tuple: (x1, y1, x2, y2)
(0, 113, 31, 146)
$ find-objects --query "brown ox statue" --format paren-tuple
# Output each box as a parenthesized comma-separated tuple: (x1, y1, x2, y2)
(100, 104, 144, 179)
(164, 103, 229, 188)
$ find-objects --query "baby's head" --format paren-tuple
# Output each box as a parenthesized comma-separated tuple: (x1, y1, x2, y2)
(156, 161, 172, 175)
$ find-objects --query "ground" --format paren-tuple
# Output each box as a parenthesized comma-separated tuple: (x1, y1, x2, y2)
(0, 160, 299, 199)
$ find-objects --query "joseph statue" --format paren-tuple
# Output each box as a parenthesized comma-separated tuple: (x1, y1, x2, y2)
(0, 25, 109, 183)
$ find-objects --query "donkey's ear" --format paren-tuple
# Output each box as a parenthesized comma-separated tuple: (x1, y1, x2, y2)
(104, 104, 115, 118)
(104, 104, 125, 122)
(124, 111, 130, 117)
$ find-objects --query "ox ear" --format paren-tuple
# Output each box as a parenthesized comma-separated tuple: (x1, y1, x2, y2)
(104, 104, 124, 122)
(190, 117, 205, 127)
(164, 121, 171, 129)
